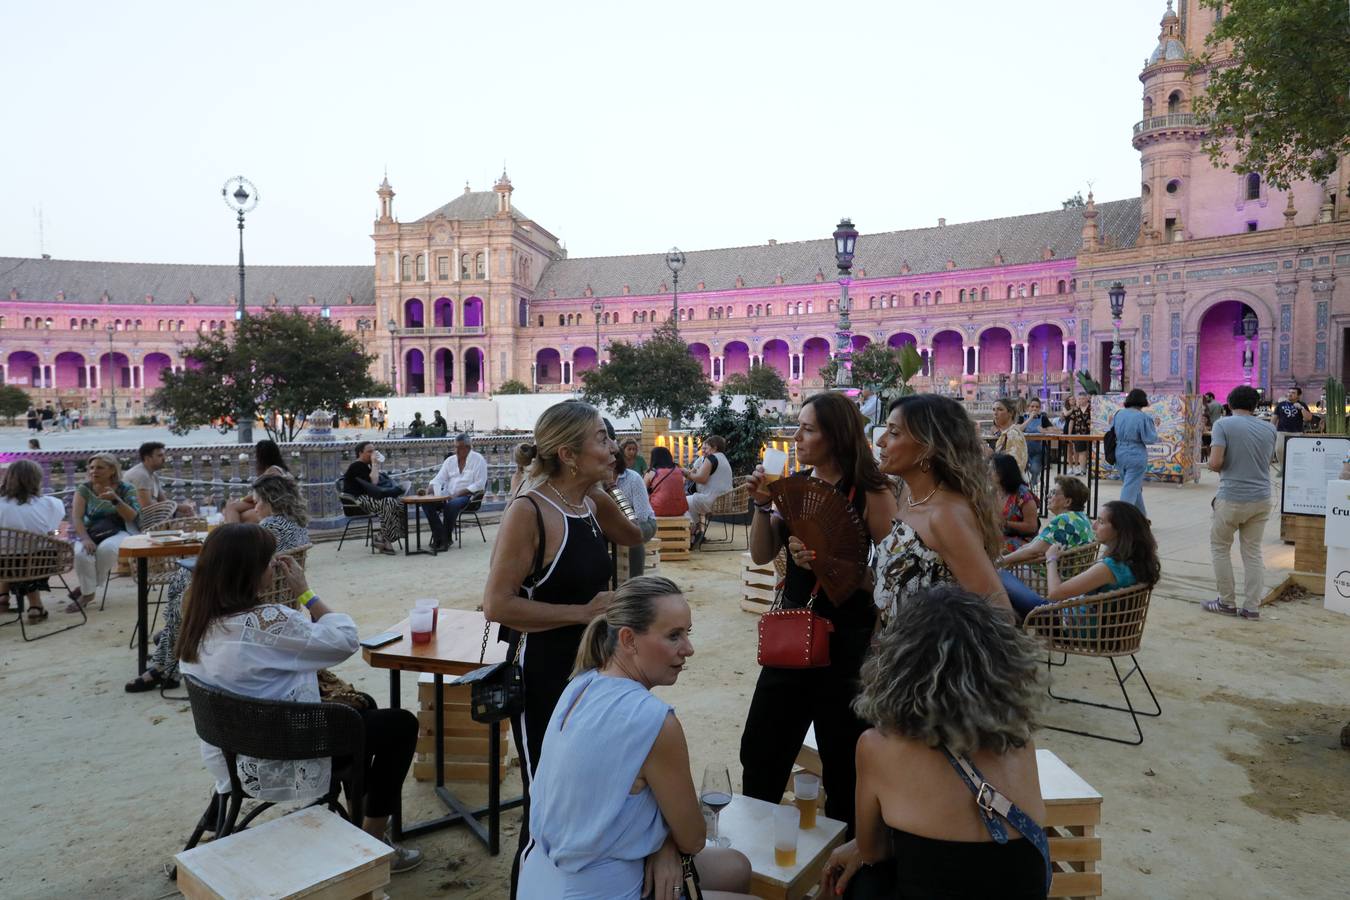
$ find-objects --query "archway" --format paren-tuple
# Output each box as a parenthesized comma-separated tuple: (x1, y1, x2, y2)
(979, 328, 1012, 376)
(1027, 324, 1065, 377)
(1197, 300, 1259, 399)
(851, 334, 871, 352)
(688, 343, 711, 378)
(433, 348, 454, 393)
(463, 297, 484, 328)
(464, 347, 484, 393)
(931, 330, 964, 379)
(762, 339, 791, 380)
(573, 346, 599, 377)
(142, 352, 172, 390)
(54, 351, 87, 388)
(723, 341, 750, 378)
(7, 351, 40, 387)
(403, 298, 424, 328)
(99, 351, 131, 388)
(887, 332, 917, 349)
(535, 348, 561, 385)
(802, 337, 831, 382)
(433, 298, 454, 328)
(405, 348, 426, 394)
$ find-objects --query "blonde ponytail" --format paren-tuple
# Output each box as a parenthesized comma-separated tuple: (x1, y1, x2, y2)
(570, 575, 682, 676)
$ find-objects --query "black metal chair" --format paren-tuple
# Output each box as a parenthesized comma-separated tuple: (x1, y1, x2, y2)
(334, 478, 376, 553)
(179, 675, 367, 858)
(455, 490, 488, 547)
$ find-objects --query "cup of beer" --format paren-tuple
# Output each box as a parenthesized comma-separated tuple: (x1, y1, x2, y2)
(762, 447, 788, 483)
(773, 804, 799, 868)
(793, 772, 820, 829)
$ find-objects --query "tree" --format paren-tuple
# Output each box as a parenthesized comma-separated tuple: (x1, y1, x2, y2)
(495, 379, 530, 395)
(697, 393, 776, 476)
(819, 342, 924, 400)
(1061, 192, 1086, 209)
(1191, 0, 1350, 189)
(721, 364, 788, 401)
(579, 320, 712, 421)
(151, 310, 386, 442)
(0, 384, 31, 424)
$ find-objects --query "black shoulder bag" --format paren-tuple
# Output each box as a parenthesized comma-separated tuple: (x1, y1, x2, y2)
(457, 496, 546, 724)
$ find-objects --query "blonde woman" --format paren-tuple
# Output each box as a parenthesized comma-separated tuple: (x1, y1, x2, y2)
(519, 576, 753, 899)
(873, 394, 1009, 621)
(67, 454, 139, 612)
(482, 400, 643, 896)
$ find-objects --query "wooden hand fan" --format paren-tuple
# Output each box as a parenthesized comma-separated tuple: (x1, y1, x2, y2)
(767, 476, 870, 605)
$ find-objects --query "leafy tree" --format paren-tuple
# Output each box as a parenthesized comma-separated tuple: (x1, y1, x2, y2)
(697, 393, 776, 476)
(151, 310, 386, 442)
(1061, 192, 1086, 209)
(1191, 0, 1350, 189)
(496, 379, 530, 395)
(0, 384, 31, 424)
(721, 364, 788, 401)
(819, 342, 924, 400)
(579, 320, 712, 421)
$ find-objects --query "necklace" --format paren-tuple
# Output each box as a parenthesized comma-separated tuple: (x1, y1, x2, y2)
(907, 485, 940, 508)
(547, 482, 599, 538)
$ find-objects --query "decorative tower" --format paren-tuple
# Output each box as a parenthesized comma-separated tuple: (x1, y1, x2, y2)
(376, 175, 395, 223)
(1132, 1, 1198, 244)
(1080, 190, 1099, 254)
(494, 170, 514, 216)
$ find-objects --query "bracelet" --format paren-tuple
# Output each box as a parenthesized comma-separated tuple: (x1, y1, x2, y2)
(298, 589, 317, 608)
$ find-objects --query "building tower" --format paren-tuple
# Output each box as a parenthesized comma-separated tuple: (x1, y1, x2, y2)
(1132, 1, 1197, 244)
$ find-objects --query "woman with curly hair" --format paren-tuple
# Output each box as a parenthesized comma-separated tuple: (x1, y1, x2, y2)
(820, 585, 1049, 899)
(873, 394, 1009, 621)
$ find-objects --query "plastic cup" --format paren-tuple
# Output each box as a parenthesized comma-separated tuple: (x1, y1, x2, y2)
(793, 773, 820, 829)
(762, 447, 788, 483)
(410, 607, 434, 644)
(415, 598, 440, 630)
(773, 804, 799, 868)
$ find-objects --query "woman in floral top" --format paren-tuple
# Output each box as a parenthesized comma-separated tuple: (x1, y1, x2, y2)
(998, 475, 1093, 569)
(992, 453, 1039, 555)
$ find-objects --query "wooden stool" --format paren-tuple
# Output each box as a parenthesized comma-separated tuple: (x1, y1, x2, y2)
(655, 516, 691, 562)
(414, 673, 511, 783)
(617, 542, 661, 582)
(175, 806, 393, 900)
(1037, 749, 1103, 899)
(741, 551, 776, 614)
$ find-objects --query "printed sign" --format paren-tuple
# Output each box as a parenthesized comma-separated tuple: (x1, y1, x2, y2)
(1323, 480, 1350, 548)
(1092, 393, 1201, 485)
(1321, 547, 1350, 616)
(1280, 435, 1350, 517)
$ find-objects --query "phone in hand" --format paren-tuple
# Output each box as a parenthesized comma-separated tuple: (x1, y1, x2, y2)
(359, 631, 402, 650)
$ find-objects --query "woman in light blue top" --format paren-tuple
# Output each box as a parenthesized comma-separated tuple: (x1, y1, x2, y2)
(519, 576, 754, 900)
(1112, 389, 1158, 516)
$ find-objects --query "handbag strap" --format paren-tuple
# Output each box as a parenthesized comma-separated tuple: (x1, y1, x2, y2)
(478, 496, 547, 665)
(939, 746, 1053, 894)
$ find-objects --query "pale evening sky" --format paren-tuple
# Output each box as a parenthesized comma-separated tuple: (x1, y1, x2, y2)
(1, 0, 1171, 267)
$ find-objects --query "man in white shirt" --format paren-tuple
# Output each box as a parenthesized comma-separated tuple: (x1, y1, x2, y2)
(424, 433, 488, 551)
(124, 442, 195, 527)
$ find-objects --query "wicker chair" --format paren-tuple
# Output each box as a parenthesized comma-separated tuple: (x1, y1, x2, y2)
(0, 527, 79, 642)
(258, 544, 312, 609)
(703, 482, 752, 551)
(179, 675, 365, 857)
(1023, 582, 1161, 745)
(1007, 541, 1101, 596)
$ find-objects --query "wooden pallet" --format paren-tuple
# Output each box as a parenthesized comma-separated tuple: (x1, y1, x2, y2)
(655, 517, 691, 562)
(741, 551, 777, 614)
(617, 542, 662, 582)
(414, 674, 510, 783)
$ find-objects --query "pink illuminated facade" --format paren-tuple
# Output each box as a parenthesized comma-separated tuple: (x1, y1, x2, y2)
(1, 3, 1347, 414)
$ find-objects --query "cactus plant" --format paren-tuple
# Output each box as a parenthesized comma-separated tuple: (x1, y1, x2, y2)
(1324, 376, 1346, 434)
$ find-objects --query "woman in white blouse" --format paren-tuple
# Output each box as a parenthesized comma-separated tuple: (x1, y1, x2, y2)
(176, 523, 424, 873)
(0, 460, 67, 621)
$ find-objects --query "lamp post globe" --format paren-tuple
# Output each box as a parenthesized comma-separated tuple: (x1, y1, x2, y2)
(665, 247, 685, 331)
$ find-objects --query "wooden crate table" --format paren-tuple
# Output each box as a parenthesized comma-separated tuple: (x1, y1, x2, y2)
(1037, 749, 1103, 899)
(716, 794, 845, 900)
(617, 542, 661, 582)
(175, 806, 392, 900)
(414, 672, 510, 783)
(655, 516, 691, 562)
(741, 552, 776, 614)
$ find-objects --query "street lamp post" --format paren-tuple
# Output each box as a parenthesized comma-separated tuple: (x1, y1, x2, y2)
(1108, 281, 1126, 393)
(222, 176, 258, 443)
(665, 248, 685, 332)
(105, 323, 118, 429)
(1241, 308, 1258, 386)
(387, 318, 399, 395)
(831, 218, 859, 389)
(591, 299, 604, 367)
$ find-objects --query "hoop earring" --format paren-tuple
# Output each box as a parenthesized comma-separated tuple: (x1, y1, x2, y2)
(919, 458, 932, 473)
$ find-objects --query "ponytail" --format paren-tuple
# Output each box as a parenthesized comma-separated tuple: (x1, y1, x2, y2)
(574, 617, 613, 675)
(569, 575, 682, 677)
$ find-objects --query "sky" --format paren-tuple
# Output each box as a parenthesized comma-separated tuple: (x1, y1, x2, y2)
(1, 1, 1171, 266)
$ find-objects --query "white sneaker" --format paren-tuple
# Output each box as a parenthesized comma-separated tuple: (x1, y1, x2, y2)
(388, 843, 423, 873)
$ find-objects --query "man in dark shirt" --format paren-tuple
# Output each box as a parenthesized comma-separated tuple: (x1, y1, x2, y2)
(1273, 386, 1312, 470)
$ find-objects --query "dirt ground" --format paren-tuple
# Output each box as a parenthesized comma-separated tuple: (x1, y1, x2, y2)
(2, 476, 1347, 899)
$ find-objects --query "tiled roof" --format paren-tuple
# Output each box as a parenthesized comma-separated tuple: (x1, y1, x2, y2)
(0, 256, 374, 306)
(416, 190, 527, 223)
(534, 198, 1141, 300)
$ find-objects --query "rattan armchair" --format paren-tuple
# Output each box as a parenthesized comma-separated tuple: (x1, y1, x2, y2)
(259, 544, 313, 609)
(703, 482, 753, 551)
(1007, 541, 1100, 596)
(0, 527, 79, 642)
(1023, 581, 1161, 745)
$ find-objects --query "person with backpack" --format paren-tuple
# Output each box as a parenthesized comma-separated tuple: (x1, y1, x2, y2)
(1111, 389, 1158, 516)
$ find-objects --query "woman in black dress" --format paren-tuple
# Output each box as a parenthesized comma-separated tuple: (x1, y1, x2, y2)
(741, 391, 898, 831)
(482, 400, 642, 896)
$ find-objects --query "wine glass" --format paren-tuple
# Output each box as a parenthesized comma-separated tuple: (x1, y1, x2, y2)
(699, 765, 733, 848)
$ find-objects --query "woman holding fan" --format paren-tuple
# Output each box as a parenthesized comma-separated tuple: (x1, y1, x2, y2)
(741, 391, 897, 831)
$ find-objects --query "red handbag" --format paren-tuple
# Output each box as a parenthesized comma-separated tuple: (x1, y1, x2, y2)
(757, 583, 834, 669)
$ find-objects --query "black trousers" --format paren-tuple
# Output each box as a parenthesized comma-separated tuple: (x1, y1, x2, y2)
(334, 706, 418, 820)
(739, 627, 871, 831)
(423, 494, 473, 545)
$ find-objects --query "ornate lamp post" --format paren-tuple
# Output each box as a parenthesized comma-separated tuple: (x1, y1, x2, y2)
(1107, 281, 1126, 392)
(222, 176, 258, 443)
(1041, 345, 1051, 400)
(665, 248, 685, 332)
(105, 323, 118, 429)
(1241, 308, 1258, 386)
(831, 218, 859, 389)
(591, 299, 604, 366)
(386, 317, 399, 395)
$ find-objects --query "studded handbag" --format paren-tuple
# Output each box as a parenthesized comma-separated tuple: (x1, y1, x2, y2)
(757, 581, 834, 669)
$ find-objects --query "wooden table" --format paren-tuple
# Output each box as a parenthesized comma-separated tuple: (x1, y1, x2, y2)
(400, 495, 451, 556)
(118, 532, 204, 675)
(716, 793, 846, 900)
(362, 607, 521, 853)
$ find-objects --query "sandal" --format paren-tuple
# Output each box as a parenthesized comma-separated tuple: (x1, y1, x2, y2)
(64, 594, 92, 614)
(26, 605, 48, 622)
(125, 669, 177, 693)
(1203, 599, 1237, 616)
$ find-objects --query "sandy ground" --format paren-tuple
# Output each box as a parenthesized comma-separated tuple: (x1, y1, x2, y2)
(2, 475, 1347, 899)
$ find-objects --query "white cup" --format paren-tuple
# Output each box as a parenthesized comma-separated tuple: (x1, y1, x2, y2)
(410, 607, 434, 643)
(773, 804, 799, 867)
(374, 450, 386, 464)
(761, 447, 788, 482)
(415, 597, 440, 629)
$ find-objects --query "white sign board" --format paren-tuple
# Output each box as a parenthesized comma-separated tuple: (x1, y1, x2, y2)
(1280, 436, 1350, 516)
(1324, 480, 1350, 548)
(1322, 546, 1350, 616)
